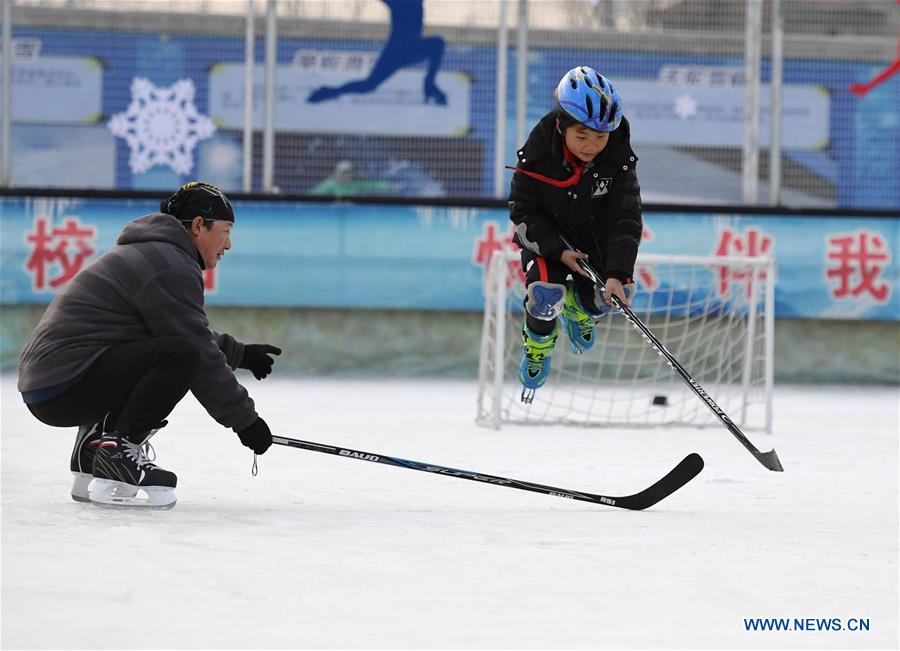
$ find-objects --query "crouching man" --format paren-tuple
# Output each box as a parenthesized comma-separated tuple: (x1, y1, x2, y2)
(17, 182, 281, 509)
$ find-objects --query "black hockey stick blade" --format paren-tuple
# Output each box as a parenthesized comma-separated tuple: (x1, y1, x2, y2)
(754, 447, 783, 472)
(610, 452, 704, 510)
(271, 435, 704, 510)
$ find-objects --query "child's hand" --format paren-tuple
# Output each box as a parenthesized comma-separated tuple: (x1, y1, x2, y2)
(560, 250, 592, 279)
(604, 278, 632, 308)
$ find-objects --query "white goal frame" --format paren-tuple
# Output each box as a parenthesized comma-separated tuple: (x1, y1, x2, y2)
(476, 250, 776, 432)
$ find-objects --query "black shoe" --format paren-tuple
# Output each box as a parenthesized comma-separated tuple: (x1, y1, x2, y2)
(90, 431, 177, 509)
(70, 413, 120, 502)
(70, 422, 103, 502)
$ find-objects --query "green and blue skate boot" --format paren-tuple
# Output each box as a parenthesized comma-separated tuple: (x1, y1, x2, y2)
(519, 324, 559, 404)
(559, 282, 599, 354)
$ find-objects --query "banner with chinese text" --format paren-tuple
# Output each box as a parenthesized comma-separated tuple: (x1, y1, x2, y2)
(7, 27, 899, 208)
(208, 59, 471, 137)
(1, 196, 896, 320)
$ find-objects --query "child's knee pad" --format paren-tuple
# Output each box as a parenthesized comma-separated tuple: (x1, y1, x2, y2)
(525, 282, 566, 321)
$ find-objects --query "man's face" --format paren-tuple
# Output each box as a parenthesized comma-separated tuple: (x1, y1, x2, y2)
(561, 122, 610, 163)
(190, 218, 232, 269)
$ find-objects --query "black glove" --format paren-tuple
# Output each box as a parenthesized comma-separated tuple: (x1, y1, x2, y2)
(239, 344, 282, 380)
(237, 417, 273, 455)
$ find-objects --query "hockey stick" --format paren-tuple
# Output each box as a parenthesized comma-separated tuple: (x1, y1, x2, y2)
(559, 234, 783, 472)
(272, 435, 703, 510)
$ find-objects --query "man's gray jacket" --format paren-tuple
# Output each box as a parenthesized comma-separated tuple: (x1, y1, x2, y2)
(17, 213, 257, 432)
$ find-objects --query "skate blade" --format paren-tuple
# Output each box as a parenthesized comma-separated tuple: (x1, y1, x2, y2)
(88, 478, 176, 510)
(71, 472, 93, 503)
(520, 387, 536, 404)
(74, 472, 138, 503)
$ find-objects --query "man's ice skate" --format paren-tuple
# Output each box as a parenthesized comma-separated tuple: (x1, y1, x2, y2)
(519, 325, 559, 404)
(89, 431, 177, 509)
(70, 422, 104, 502)
(559, 282, 599, 355)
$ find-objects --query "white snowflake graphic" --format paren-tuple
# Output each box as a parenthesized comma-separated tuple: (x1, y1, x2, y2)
(108, 78, 216, 175)
(673, 93, 699, 120)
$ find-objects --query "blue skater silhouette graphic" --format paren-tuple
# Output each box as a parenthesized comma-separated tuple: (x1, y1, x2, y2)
(307, 0, 447, 105)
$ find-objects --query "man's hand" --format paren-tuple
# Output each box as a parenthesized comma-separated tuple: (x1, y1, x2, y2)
(559, 250, 592, 279)
(239, 344, 282, 380)
(237, 417, 273, 455)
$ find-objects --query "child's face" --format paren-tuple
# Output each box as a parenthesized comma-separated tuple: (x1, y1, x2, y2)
(561, 122, 610, 163)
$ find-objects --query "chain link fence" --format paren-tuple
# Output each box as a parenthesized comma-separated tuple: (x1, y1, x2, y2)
(2, 0, 898, 208)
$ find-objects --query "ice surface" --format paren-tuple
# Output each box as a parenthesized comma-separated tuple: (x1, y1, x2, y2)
(2, 374, 897, 649)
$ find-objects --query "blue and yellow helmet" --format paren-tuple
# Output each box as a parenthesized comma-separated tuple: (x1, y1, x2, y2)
(555, 66, 623, 133)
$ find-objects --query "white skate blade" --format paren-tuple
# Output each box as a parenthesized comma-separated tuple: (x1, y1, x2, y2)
(88, 478, 176, 510)
(74, 472, 138, 503)
(71, 472, 92, 503)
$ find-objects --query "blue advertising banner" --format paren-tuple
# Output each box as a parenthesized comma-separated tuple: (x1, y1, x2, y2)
(1, 196, 897, 320)
(6, 26, 899, 208)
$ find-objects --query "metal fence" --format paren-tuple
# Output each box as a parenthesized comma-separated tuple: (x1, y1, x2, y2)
(1, 0, 898, 208)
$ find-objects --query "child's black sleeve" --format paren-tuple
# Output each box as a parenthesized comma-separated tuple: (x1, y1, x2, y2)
(604, 166, 643, 281)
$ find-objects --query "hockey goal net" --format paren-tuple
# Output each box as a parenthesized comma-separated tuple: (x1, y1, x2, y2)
(476, 250, 775, 432)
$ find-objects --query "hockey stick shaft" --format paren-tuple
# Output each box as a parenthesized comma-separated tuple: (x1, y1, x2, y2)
(272, 435, 703, 510)
(559, 235, 783, 472)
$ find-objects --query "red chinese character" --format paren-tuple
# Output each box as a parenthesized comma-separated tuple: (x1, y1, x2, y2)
(473, 221, 525, 289)
(473, 221, 505, 267)
(203, 268, 217, 293)
(507, 255, 526, 289)
(24, 217, 97, 291)
(714, 226, 773, 297)
(635, 224, 658, 290)
(825, 230, 891, 302)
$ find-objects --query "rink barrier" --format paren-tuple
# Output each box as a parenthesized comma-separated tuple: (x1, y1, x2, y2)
(0, 191, 897, 383)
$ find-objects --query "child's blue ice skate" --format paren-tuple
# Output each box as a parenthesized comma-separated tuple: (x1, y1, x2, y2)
(559, 282, 599, 354)
(518, 325, 559, 404)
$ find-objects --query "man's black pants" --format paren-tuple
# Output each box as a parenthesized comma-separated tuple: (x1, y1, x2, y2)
(27, 337, 201, 436)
